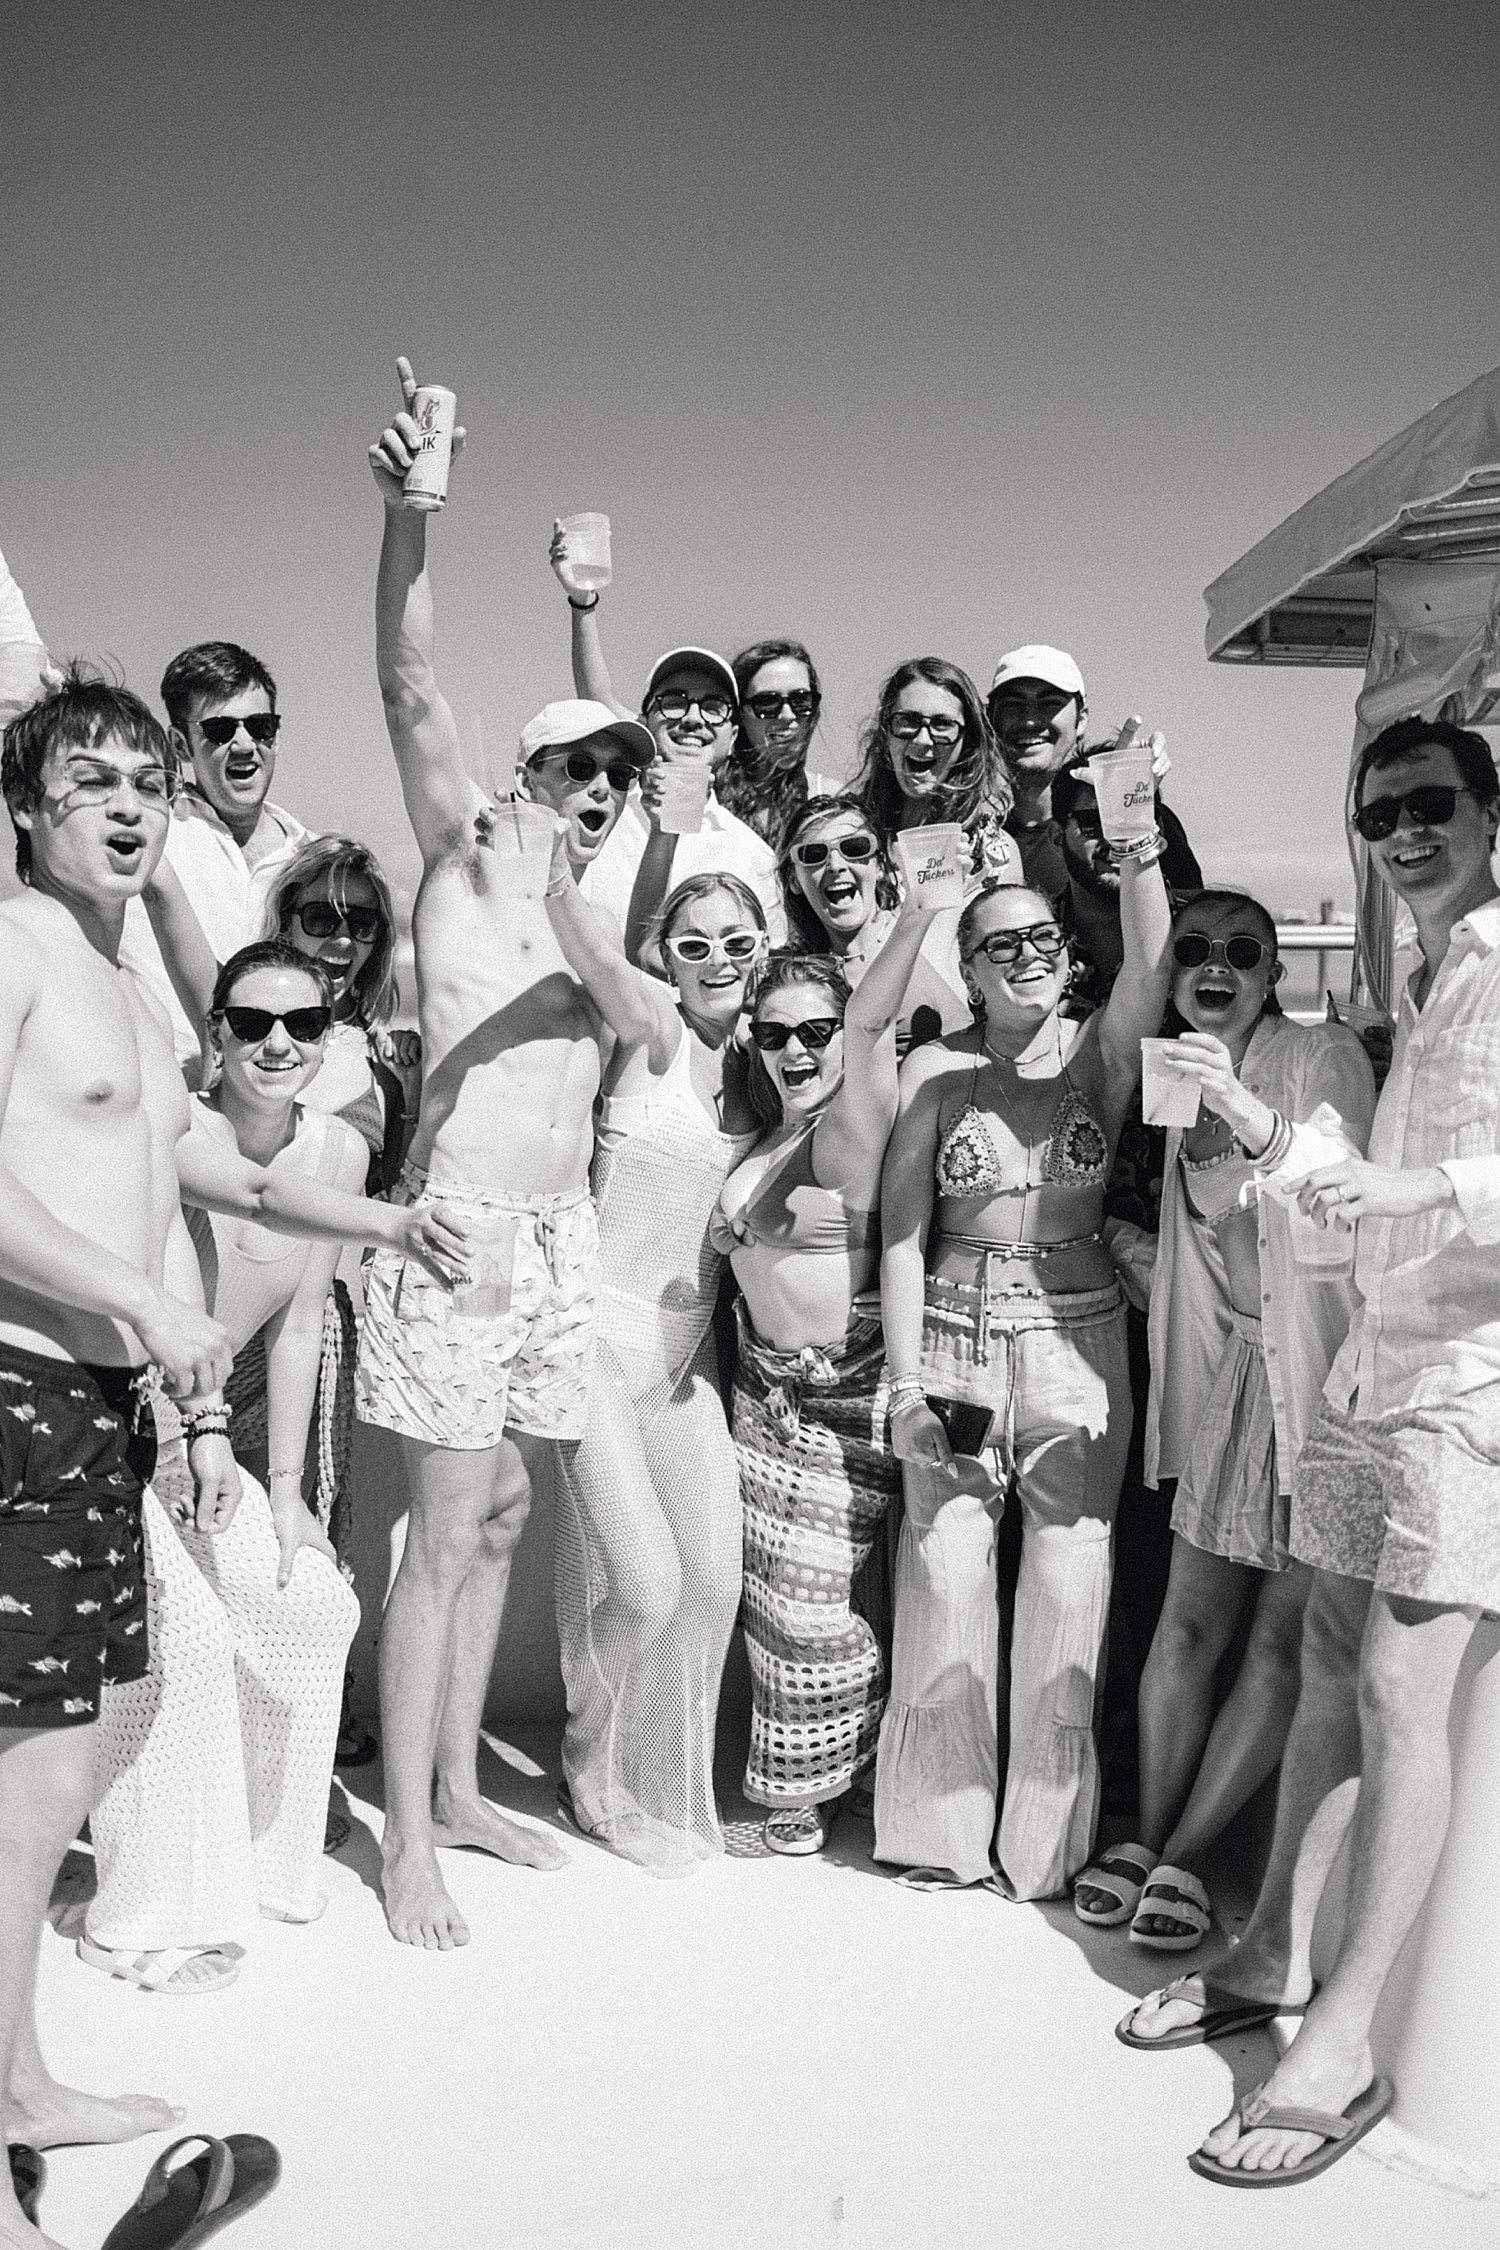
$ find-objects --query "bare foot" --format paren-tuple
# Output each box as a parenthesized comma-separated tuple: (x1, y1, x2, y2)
(8, 2075, 185, 2150)
(380, 1837, 471, 1949)
(0, 2201, 58, 2250)
(431, 1788, 568, 1871)
(1119, 1959, 1308, 2045)
(1198, 2030, 1376, 2177)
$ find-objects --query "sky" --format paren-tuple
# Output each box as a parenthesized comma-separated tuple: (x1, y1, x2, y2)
(5, 0, 1500, 916)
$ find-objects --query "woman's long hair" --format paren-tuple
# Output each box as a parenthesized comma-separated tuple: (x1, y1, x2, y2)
(263, 834, 400, 1027)
(777, 791, 899, 954)
(744, 951, 852, 1129)
(852, 656, 1010, 840)
(716, 639, 823, 852)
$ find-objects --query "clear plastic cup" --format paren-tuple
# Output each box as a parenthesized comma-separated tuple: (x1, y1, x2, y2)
(451, 1211, 519, 1318)
(558, 511, 612, 592)
(892, 822, 966, 910)
(657, 755, 712, 836)
(403, 385, 457, 512)
(1087, 744, 1157, 846)
(489, 794, 558, 897)
(1140, 1037, 1202, 1126)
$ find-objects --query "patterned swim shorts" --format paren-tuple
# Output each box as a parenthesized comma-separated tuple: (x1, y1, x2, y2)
(0, 1340, 155, 1729)
(357, 1166, 600, 1449)
(1292, 1386, 1500, 1612)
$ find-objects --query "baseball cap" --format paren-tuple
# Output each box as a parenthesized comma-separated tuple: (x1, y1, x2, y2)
(988, 645, 1087, 705)
(519, 699, 655, 770)
(642, 646, 740, 709)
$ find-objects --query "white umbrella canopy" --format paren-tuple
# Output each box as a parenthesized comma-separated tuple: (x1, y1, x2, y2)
(1203, 365, 1500, 1002)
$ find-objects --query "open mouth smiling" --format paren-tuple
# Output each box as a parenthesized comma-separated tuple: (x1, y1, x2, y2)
(781, 1057, 819, 1089)
(1192, 979, 1237, 1017)
(1390, 840, 1441, 872)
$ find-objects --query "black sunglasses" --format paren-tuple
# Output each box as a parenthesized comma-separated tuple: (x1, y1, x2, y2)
(962, 923, 1067, 967)
(293, 900, 385, 945)
(195, 713, 282, 748)
(530, 747, 637, 791)
(220, 1003, 332, 1045)
(1173, 931, 1272, 973)
(1352, 783, 1473, 843)
(647, 691, 735, 727)
(745, 690, 818, 722)
(789, 833, 879, 870)
(749, 1015, 841, 1052)
(889, 712, 964, 746)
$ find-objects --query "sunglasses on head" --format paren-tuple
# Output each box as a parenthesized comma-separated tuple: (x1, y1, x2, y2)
(1173, 931, 1272, 973)
(293, 899, 384, 945)
(219, 1003, 331, 1045)
(749, 1015, 842, 1052)
(745, 689, 818, 722)
(647, 690, 735, 728)
(789, 832, 879, 870)
(1352, 783, 1473, 843)
(531, 747, 637, 791)
(664, 928, 762, 964)
(890, 712, 964, 747)
(195, 713, 282, 748)
(963, 923, 1067, 967)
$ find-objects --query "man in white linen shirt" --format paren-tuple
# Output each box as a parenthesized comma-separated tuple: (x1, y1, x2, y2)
(1122, 716, 1500, 2185)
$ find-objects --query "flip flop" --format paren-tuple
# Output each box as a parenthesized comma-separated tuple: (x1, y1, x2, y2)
(1073, 1841, 1159, 1926)
(101, 2133, 280, 2249)
(1115, 1975, 1307, 2050)
(7, 2144, 44, 2225)
(1188, 2075, 1394, 2188)
(77, 1939, 240, 1996)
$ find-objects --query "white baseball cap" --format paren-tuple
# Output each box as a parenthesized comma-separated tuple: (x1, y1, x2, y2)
(519, 699, 655, 770)
(988, 645, 1087, 704)
(642, 646, 739, 709)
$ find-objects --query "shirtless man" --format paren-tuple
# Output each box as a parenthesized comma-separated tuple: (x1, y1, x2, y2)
(359, 360, 654, 1949)
(0, 668, 467, 2246)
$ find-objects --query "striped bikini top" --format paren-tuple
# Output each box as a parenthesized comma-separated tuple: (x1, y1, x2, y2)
(934, 1045, 1109, 1200)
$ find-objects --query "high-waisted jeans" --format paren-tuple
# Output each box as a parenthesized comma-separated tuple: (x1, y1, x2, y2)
(874, 1271, 1132, 1900)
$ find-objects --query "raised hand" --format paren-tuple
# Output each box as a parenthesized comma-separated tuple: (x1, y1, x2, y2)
(550, 518, 598, 604)
(369, 354, 466, 507)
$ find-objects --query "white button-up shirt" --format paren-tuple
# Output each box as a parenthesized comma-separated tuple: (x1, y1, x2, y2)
(1325, 897, 1500, 1418)
(1147, 1012, 1376, 1491)
(118, 793, 313, 1063)
(581, 791, 787, 946)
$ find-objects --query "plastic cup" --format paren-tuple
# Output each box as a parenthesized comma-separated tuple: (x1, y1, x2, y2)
(403, 384, 457, 512)
(489, 793, 558, 897)
(1140, 1037, 1202, 1127)
(558, 511, 612, 593)
(657, 755, 712, 836)
(451, 1211, 519, 1318)
(1087, 744, 1157, 846)
(892, 822, 966, 910)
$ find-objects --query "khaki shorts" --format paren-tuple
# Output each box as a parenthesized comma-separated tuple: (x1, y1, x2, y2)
(357, 1167, 599, 1449)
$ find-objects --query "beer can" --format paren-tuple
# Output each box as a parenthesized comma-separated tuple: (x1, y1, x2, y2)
(403, 384, 457, 512)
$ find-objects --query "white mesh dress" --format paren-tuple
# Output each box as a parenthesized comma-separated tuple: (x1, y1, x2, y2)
(88, 1109, 362, 1953)
(555, 1025, 758, 1875)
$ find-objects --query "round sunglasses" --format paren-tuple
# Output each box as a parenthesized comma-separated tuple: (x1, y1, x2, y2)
(196, 713, 282, 748)
(665, 928, 762, 965)
(1173, 931, 1272, 973)
(293, 899, 384, 945)
(1352, 783, 1473, 843)
(646, 690, 735, 729)
(749, 1015, 841, 1052)
(219, 1003, 332, 1045)
(963, 923, 1067, 967)
(789, 832, 879, 871)
(529, 747, 637, 791)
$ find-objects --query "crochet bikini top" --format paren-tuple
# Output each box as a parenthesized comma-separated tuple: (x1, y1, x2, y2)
(934, 1045, 1109, 1201)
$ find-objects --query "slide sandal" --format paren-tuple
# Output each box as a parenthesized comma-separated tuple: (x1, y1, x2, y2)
(8, 2144, 44, 2225)
(1188, 2075, 1394, 2188)
(1073, 1842, 1159, 1926)
(102, 2134, 280, 2249)
(1130, 1864, 1212, 1951)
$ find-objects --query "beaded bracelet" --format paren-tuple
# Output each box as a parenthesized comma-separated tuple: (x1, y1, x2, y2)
(185, 1417, 231, 1446)
(181, 1399, 232, 1433)
(888, 1376, 928, 1415)
(567, 592, 600, 612)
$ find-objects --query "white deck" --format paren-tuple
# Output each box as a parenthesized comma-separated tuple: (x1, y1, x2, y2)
(35, 1713, 1497, 2250)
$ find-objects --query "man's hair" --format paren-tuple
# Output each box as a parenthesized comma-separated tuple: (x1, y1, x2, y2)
(210, 938, 334, 1020)
(1353, 716, 1500, 812)
(2, 661, 171, 882)
(160, 641, 278, 733)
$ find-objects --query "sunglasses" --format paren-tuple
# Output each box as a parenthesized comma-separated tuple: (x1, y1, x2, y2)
(219, 1003, 332, 1045)
(749, 1015, 842, 1052)
(293, 900, 385, 945)
(1173, 931, 1272, 973)
(963, 923, 1067, 967)
(890, 712, 964, 747)
(745, 690, 818, 723)
(61, 757, 180, 807)
(789, 832, 879, 870)
(665, 928, 762, 964)
(195, 713, 282, 748)
(1352, 783, 1473, 843)
(530, 747, 637, 791)
(647, 691, 735, 728)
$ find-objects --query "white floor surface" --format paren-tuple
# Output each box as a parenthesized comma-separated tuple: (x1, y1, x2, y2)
(33, 1721, 1498, 2250)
